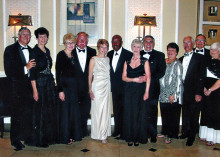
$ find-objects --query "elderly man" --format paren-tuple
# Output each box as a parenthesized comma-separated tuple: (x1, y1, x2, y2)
(4, 27, 36, 150)
(107, 35, 132, 138)
(140, 35, 166, 143)
(72, 32, 96, 137)
(179, 36, 206, 146)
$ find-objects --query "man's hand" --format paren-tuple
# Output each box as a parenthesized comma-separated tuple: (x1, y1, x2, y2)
(195, 95, 202, 102)
(26, 59, 36, 70)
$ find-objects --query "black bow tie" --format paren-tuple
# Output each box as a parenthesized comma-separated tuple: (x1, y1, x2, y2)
(115, 52, 119, 56)
(184, 51, 193, 57)
(196, 49, 203, 53)
(21, 47, 28, 50)
(78, 48, 85, 53)
(143, 51, 152, 55)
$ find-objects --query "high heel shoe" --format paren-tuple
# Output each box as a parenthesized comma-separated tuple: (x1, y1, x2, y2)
(134, 142, 139, 146)
(128, 142, 133, 146)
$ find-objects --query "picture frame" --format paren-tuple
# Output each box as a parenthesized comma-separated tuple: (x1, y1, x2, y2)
(60, 0, 105, 46)
(203, 1, 220, 22)
(203, 24, 220, 45)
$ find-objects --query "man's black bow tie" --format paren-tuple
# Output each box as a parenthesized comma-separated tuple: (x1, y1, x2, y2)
(78, 48, 85, 53)
(196, 49, 203, 53)
(21, 47, 28, 50)
(115, 52, 119, 56)
(143, 51, 152, 55)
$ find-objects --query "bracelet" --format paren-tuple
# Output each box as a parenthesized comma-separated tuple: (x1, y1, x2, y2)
(208, 89, 212, 92)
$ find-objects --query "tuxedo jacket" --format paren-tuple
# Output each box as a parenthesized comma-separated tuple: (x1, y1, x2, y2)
(140, 49, 166, 100)
(4, 41, 32, 81)
(71, 46, 96, 93)
(107, 48, 132, 93)
(193, 47, 211, 65)
(179, 53, 206, 103)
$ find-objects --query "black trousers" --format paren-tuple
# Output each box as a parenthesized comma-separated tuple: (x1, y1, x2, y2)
(147, 99, 158, 138)
(10, 78, 33, 145)
(181, 100, 201, 140)
(78, 90, 91, 137)
(160, 102, 181, 138)
(112, 89, 124, 135)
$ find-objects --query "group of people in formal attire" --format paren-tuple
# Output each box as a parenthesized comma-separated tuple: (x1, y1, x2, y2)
(3, 26, 220, 151)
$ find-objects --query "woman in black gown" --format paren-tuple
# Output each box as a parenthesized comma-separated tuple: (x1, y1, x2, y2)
(199, 42, 220, 146)
(30, 27, 57, 147)
(122, 39, 151, 146)
(56, 33, 83, 144)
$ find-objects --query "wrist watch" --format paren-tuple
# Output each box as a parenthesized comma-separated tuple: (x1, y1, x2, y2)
(208, 89, 212, 92)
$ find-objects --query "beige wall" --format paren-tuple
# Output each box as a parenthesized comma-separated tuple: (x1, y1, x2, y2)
(0, 0, 199, 72)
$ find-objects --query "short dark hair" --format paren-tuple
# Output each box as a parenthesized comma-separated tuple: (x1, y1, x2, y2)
(167, 42, 179, 54)
(34, 27, 49, 38)
(112, 35, 122, 43)
(142, 35, 155, 43)
(196, 34, 206, 42)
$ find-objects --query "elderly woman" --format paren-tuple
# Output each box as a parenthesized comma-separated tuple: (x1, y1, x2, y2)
(88, 39, 111, 144)
(55, 33, 83, 144)
(158, 42, 183, 144)
(199, 42, 220, 146)
(30, 27, 57, 147)
(122, 39, 151, 146)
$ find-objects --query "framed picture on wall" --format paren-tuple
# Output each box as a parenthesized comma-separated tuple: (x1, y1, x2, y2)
(60, 0, 105, 46)
(203, 24, 220, 45)
(203, 1, 220, 21)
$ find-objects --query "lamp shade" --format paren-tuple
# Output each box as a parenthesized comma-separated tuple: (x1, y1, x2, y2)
(134, 15, 156, 26)
(8, 15, 32, 26)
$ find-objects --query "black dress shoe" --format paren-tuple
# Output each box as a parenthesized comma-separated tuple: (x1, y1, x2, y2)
(186, 139, 194, 146)
(134, 142, 139, 146)
(36, 144, 49, 148)
(178, 134, 187, 139)
(150, 137, 157, 143)
(112, 132, 119, 137)
(12, 142, 23, 151)
(128, 142, 133, 146)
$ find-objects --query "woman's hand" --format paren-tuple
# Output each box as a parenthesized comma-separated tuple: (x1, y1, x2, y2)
(89, 90, 95, 100)
(134, 77, 142, 83)
(204, 87, 207, 92)
(143, 92, 149, 101)
(33, 90, 38, 102)
(169, 95, 175, 104)
(59, 92, 65, 101)
(204, 90, 211, 96)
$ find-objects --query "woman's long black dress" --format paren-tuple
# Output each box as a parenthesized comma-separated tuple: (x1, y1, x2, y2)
(122, 58, 149, 144)
(30, 45, 57, 146)
(56, 50, 82, 143)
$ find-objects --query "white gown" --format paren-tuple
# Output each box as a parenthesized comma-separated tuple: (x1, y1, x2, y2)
(91, 56, 111, 140)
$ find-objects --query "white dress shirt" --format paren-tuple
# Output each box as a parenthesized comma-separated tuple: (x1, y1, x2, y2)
(76, 46, 87, 72)
(112, 47, 122, 72)
(19, 42, 29, 75)
(182, 51, 193, 81)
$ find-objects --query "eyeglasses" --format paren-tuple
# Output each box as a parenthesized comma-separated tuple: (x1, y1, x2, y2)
(65, 42, 75, 45)
(195, 39, 205, 42)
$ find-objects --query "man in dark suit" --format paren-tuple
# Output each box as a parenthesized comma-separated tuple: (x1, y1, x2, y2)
(140, 35, 166, 143)
(107, 35, 132, 138)
(4, 27, 36, 150)
(179, 36, 206, 146)
(72, 32, 96, 137)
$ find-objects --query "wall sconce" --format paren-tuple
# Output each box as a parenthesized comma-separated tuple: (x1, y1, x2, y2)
(134, 14, 157, 40)
(8, 14, 32, 43)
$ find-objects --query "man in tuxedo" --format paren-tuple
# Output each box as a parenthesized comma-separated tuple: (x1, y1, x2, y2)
(73, 32, 96, 137)
(4, 27, 36, 150)
(107, 35, 132, 138)
(179, 36, 205, 146)
(140, 35, 166, 143)
(194, 34, 211, 63)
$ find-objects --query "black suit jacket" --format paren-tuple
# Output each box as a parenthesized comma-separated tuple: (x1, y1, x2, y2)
(179, 53, 206, 103)
(194, 47, 211, 65)
(71, 46, 96, 93)
(4, 42, 32, 81)
(140, 49, 166, 100)
(107, 48, 132, 93)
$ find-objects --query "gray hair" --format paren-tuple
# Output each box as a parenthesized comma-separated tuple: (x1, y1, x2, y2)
(210, 42, 220, 51)
(18, 27, 31, 35)
(183, 36, 194, 43)
(131, 39, 143, 49)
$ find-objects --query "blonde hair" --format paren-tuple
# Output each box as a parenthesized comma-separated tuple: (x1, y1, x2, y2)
(97, 39, 109, 50)
(63, 33, 76, 44)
